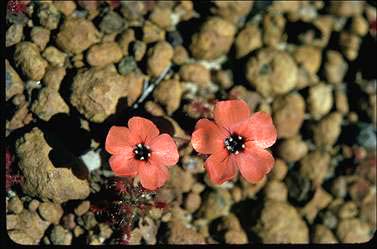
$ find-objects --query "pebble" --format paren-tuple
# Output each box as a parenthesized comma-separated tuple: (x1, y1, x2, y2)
(308, 83, 333, 120)
(167, 219, 206, 244)
(313, 112, 343, 147)
(38, 2, 61, 30)
(235, 23, 262, 58)
(7, 196, 24, 214)
(38, 202, 64, 224)
(331, 176, 348, 198)
(86, 42, 123, 67)
(28, 199, 40, 212)
(50, 225, 73, 245)
(31, 87, 69, 121)
(212, 1, 253, 24)
(179, 63, 211, 87)
(293, 45, 322, 75)
(339, 31, 361, 61)
(99, 11, 125, 34)
(143, 20, 165, 44)
(269, 159, 288, 180)
(54, 1, 77, 16)
(264, 180, 288, 201)
(231, 186, 242, 203)
(338, 201, 358, 219)
(312, 225, 338, 243)
(7, 214, 19, 230)
(285, 171, 314, 206)
(324, 50, 348, 84)
(272, 93, 305, 138)
(153, 79, 182, 115)
(147, 41, 173, 77)
(6, 24, 23, 47)
(42, 46, 67, 67)
(98, 223, 113, 240)
(14, 42, 48, 81)
(118, 29, 135, 56)
(336, 218, 371, 243)
(351, 16, 369, 36)
(200, 189, 232, 221)
(43, 66, 66, 91)
(131, 40, 147, 61)
(149, 7, 172, 30)
(62, 213, 76, 230)
(173, 45, 189, 65)
(224, 230, 248, 244)
(300, 187, 333, 223)
(277, 136, 308, 162)
(5, 59, 24, 101)
(263, 13, 285, 47)
(335, 88, 349, 114)
(184, 192, 201, 213)
(74, 201, 90, 216)
(300, 150, 331, 186)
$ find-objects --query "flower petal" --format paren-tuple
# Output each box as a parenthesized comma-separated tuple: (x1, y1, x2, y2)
(248, 112, 277, 148)
(205, 149, 238, 184)
(105, 126, 132, 155)
(214, 99, 251, 129)
(138, 162, 169, 190)
(236, 143, 275, 183)
(150, 134, 179, 166)
(128, 116, 160, 144)
(109, 151, 139, 176)
(191, 119, 228, 154)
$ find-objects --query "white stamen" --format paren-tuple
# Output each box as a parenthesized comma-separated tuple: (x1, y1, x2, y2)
(147, 153, 151, 157)
(140, 156, 144, 160)
(235, 151, 239, 155)
(137, 144, 142, 148)
(145, 145, 150, 149)
(226, 146, 232, 150)
(241, 144, 245, 148)
(229, 137, 233, 142)
(135, 150, 139, 154)
(238, 136, 242, 140)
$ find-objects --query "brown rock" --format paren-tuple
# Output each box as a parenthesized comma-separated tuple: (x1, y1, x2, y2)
(54, 1, 76, 16)
(200, 189, 232, 221)
(293, 46, 322, 75)
(324, 50, 348, 84)
(336, 218, 371, 243)
(14, 42, 48, 81)
(86, 42, 123, 67)
(149, 7, 172, 29)
(312, 225, 338, 243)
(118, 29, 135, 56)
(143, 21, 165, 44)
(272, 93, 305, 138)
(38, 2, 61, 30)
(212, 1, 253, 24)
(329, 1, 364, 17)
(190, 17, 236, 60)
(153, 79, 182, 115)
(213, 69, 233, 89)
(132, 41, 147, 61)
(360, 192, 376, 229)
(5, 59, 24, 101)
(42, 46, 67, 67)
(167, 219, 205, 244)
(269, 159, 288, 180)
(224, 230, 248, 244)
(313, 112, 343, 147)
(246, 48, 298, 97)
(62, 213, 76, 230)
(264, 180, 288, 201)
(7, 214, 19, 230)
(147, 41, 173, 77)
(277, 136, 308, 162)
(6, 24, 23, 47)
(38, 202, 64, 224)
(300, 151, 330, 186)
(229, 86, 261, 112)
(308, 83, 333, 120)
(173, 45, 189, 65)
(263, 13, 286, 47)
(8, 196, 23, 214)
(56, 18, 101, 54)
(31, 88, 69, 121)
(335, 88, 349, 114)
(168, 166, 194, 193)
(179, 63, 210, 87)
(300, 187, 333, 223)
(339, 31, 361, 61)
(351, 16, 369, 36)
(70, 65, 129, 123)
(338, 201, 358, 219)
(184, 193, 201, 213)
(125, 72, 145, 106)
(43, 66, 66, 91)
(253, 200, 309, 243)
(74, 201, 90, 216)
(15, 128, 90, 203)
(235, 24, 262, 58)
(50, 225, 72, 245)
(28, 200, 40, 212)
(30, 27, 51, 51)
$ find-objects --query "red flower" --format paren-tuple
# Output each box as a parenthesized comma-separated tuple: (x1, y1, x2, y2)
(105, 117, 179, 190)
(191, 99, 277, 184)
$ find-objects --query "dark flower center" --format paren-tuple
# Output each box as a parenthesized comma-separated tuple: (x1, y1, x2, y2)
(133, 144, 151, 161)
(224, 134, 245, 154)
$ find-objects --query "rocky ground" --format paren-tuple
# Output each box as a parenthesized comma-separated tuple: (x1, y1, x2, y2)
(5, 0, 377, 245)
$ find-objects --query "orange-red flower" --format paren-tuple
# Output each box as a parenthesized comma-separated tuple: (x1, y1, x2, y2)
(105, 117, 179, 190)
(191, 99, 277, 184)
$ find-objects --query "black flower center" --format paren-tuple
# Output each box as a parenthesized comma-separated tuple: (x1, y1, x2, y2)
(133, 144, 151, 161)
(224, 134, 245, 154)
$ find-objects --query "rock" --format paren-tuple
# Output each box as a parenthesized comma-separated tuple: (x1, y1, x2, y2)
(293, 46, 322, 75)
(117, 56, 137, 75)
(167, 219, 206, 244)
(231, 186, 242, 203)
(335, 89, 349, 114)
(263, 13, 286, 47)
(167, 166, 194, 193)
(143, 21, 165, 44)
(336, 218, 371, 243)
(139, 216, 158, 245)
(166, 31, 183, 48)
(235, 23, 262, 58)
(153, 79, 182, 115)
(14, 42, 48, 81)
(277, 136, 308, 162)
(125, 72, 145, 106)
(338, 201, 358, 219)
(7, 214, 19, 230)
(312, 225, 338, 243)
(43, 66, 66, 91)
(118, 29, 135, 56)
(173, 45, 189, 65)
(99, 11, 125, 34)
(62, 213, 76, 230)
(299, 150, 331, 186)
(300, 188, 333, 223)
(240, 176, 267, 199)
(86, 42, 123, 66)
(329, 1, 364, 17)
(149, 6, 172, 29)
(74, 201, 90, 216)
(179, 63, 211, 87)
(132, 40, 147, 61)
(38, 2, 61, 30)
(50, 225, 72, 245)
(15, 128, 90, 203)
(190, 17, 236, 60)
(6, 103, 33, 133)
(28, 200, 40, 212)
(42, 46, 67, 67)
(272, 93, 305, 138)
(81, 212, 97, 230)
(324, 50, 348, 84)
(53, 1, 76, 16)
(147, 41, 173, 77)
(313, 112, 343, 147)
(6, 24, 23, 47)
(200, 189, 232, 220)
(184, 193, 201, 213)
(319, 210, 338, 230)
(212, 1, 253, 24)
(31, 88, 69, 121)
(331, 176, 348, 198)
(308, 83, 333, 120)
(246, 48, 298, 97)
(339, 31, 361, 61)
(9, 210, 50, 244)
(38, 202, 63, 225)
(224, 230, 248, 244)
(253, 200, 309, 243)
(5, 59, 24, 101)
(269, 159, 288, 180)
(8, 196, 23, 214)
(229, 86, 262, 112)
(285, 171, 314, 206)
(128, 228, 142, 245)
(351, 16, 369, 36)
(264, 180, 288, 201)
(30, 26, 51, 51)
(213, 69, 233, 89)
(99, 223, 113, 240)
(70, 65, 129, 123)
(360, 193, 376, 229)
(73, 226, 84, 237)
(56, 18, 101, 54)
